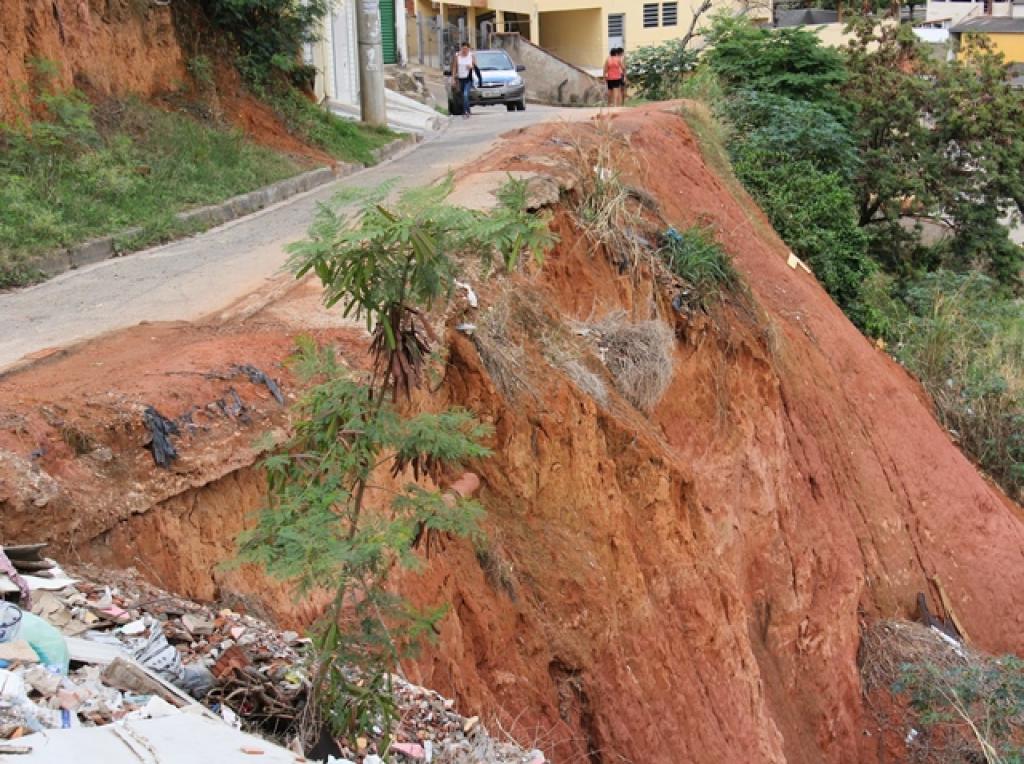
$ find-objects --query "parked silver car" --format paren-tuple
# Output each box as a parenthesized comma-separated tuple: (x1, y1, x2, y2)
(446, 49, 526, 113)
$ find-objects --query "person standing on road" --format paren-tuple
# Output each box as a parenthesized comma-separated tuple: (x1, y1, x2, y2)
(603, 47, 627, 107)
(452, 43, 482, 118)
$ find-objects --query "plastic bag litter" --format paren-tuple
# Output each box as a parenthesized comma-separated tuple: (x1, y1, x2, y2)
(0, 603, 69, 673)
(106, 617, 212, 698)
(143, 406, 179, 467)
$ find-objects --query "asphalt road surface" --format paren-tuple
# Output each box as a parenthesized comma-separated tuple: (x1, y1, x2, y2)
(0, 104, 597, 372)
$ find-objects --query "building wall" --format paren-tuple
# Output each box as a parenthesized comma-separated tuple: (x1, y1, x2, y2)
(492, 32, 605, 103)
(927, 0, 1012, 24)
(959, 30, 1024, 61)
(434, 0, 766, 68)
(539, 8, 604, 68)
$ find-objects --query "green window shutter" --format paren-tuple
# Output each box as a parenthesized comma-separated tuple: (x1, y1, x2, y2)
(379, 0, 397, 64)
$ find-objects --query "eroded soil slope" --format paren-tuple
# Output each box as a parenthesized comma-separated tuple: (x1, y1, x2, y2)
(1, 106, 1023, 763)
(0, 0, 331, 163)
(1, 0, 185, 120)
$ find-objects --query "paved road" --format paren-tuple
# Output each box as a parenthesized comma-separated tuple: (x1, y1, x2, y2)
(0, 105, 593, 372)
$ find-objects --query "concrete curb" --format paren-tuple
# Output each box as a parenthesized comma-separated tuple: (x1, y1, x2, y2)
(34, 134, 420, 280)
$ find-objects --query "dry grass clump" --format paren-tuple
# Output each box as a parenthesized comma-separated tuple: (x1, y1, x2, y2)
(538, 324, 610, 407)
(558, 122, 663, 275)
(473, 294, 531, 401)
(861, 619, 1024, 764)
(560, 359, 610, 406)
(578, 310, 675, 411)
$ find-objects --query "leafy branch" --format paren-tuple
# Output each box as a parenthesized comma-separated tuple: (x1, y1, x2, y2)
(239, 178, 554, 747)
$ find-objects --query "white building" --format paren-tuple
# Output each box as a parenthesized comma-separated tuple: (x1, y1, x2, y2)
(311, 0, 408, 106)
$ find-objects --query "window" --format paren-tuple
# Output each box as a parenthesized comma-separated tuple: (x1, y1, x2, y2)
(662, 1, 678, 26)
(643, 3, 659, 27)
(608, 13, 625, 46)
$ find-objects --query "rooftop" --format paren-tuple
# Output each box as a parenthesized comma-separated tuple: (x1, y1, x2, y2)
(775, 8, 840, 27)
(951, 15, 1024, 33)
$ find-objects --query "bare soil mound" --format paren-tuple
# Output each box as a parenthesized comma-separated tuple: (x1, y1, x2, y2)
(1, 105, 1022, 763)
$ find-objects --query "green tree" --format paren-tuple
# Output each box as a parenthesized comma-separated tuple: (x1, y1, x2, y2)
(843, 20, 1024, 283)
(238, 179, 553, 744)
(704, 14, 848, 116)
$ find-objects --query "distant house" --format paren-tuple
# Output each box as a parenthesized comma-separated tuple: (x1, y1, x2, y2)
(309, 0, 409, 105)
(950, 11, 1024, 63)
(927, 0, 1021, 26)
(404, 0, 771, 72)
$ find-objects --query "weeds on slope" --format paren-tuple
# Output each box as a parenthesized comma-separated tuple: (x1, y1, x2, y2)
(268, 88, 396, 166)
(862, 619, 1024, 764)
(0, 77, 298, 288)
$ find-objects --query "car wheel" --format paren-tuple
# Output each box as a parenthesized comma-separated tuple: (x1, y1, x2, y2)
(515, 99, 526, 111)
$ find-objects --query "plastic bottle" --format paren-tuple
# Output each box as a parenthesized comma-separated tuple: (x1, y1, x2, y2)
(0, 602, 69, 674)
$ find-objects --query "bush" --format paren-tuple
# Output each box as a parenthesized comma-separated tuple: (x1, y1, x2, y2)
(721, 90, 859, 181)
(627, 39, 699, 101)
(862, 619, 1024, 764)
(199, 0, 329, 87)
(888, 271, 1024, 499)
(733, 157, 874, 322)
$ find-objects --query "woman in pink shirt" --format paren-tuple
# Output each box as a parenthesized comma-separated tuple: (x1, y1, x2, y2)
(603, 47, 626, 107)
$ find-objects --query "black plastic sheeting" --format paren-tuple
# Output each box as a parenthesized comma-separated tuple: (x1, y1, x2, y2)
(143, 406, 180, 468)
(231, 364, 285, 405)
(141, 364, 284, 468)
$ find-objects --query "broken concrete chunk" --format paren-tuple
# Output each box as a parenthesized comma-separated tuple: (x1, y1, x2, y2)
(0, 640, 40, 664)
(181, 613, 214, 636)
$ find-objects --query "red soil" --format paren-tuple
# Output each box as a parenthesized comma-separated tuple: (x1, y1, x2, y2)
(0, 0, 331, 165)
(1, 106, 1023, 763)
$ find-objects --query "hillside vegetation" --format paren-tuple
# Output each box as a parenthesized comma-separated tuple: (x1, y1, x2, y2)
(0, 1, 395, 288)
(647, 15, 1024, 501)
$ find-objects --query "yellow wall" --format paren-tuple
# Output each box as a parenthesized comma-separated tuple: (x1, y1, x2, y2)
(539, 8, 604, 68)
(431, 0, 768, 67)
(960, 32, 1024, 62)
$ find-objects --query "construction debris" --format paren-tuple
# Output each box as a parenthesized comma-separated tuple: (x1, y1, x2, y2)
(0, 561, 545, 763)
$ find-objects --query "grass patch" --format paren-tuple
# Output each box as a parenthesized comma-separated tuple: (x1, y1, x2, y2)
(870, 271, 1024, 500)
(0, 91, 302, 288)
(269, 88, 397, 165)
(660, 225, 741, 311)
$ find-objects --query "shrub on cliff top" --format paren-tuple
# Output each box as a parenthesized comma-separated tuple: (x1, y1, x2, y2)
(199, 0, 328, 87)
(660, 225, 741, 311)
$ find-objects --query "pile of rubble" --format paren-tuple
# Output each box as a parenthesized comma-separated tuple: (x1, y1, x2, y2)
(0, 555, 545, 763)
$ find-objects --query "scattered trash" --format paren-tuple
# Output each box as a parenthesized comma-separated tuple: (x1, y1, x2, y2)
(232, 365, 285, 406)
(0, 560, 545, 763)
(142, 406, 179, 468)
(455, 323, 477, 336)
(787, 251, 813, 274)
(454, 281, 478, 309)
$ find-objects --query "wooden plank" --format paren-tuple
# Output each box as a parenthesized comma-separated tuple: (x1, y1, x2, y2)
(932, 575, 971, 644)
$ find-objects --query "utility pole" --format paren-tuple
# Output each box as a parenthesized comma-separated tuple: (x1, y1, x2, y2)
(354, 0, 388, 126)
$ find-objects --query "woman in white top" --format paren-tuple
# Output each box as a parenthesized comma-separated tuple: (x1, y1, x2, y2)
(451, 42, 482, 118)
